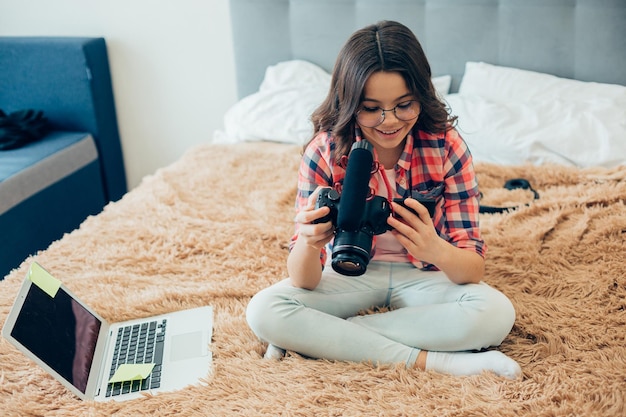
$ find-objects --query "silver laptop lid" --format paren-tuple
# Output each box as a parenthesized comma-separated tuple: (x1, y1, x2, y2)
(2, 263, 110, 400)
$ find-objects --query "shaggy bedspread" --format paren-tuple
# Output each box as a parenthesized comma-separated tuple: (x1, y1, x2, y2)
(1, 142, 625, 416)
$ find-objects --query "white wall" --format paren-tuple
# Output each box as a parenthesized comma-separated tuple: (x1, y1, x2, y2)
(0, 0, 238, 189)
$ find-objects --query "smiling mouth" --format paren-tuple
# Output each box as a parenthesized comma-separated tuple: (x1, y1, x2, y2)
(377, 128, 401, 135)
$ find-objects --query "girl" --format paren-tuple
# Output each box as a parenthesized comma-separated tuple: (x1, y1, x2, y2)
(246, 21, 521, 379)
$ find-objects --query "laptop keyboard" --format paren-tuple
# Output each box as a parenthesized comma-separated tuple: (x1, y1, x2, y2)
(105, 319, 167, 397)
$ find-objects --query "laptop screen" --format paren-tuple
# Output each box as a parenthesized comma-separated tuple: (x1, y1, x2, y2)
(10, 283, 102, 394)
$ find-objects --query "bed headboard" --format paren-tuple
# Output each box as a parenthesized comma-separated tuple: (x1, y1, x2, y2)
(230, 0, 626, 99)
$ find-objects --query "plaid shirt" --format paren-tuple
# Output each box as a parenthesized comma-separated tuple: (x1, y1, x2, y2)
(291, 127, 486, 269)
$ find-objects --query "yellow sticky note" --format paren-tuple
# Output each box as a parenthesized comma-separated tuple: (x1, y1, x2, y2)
(28, 262, 61, 298)
(108, 363, 156, 383)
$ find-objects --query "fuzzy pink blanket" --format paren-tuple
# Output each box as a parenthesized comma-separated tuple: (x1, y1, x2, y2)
(1, 142, 625, 416)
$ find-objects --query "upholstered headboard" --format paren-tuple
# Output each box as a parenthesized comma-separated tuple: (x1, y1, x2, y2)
(230, 0, 626, 99)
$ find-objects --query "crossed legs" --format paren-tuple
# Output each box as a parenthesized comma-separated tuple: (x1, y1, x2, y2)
(246, 261, 520, 378)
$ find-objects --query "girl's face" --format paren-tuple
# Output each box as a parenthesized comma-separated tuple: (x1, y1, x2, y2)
(356, 71, 420, 167)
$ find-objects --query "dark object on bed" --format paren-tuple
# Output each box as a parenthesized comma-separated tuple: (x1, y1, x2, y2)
(0, 109, 49, 150)
(0, 37, 126, 279)
(479, 179, 540, 214)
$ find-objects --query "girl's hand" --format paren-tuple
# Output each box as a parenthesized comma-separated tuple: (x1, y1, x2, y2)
(387, 198, 444, 264)
(294, 187, 335, 250)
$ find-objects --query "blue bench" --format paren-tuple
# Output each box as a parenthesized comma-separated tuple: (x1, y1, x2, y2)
(0, 37, 127, 278)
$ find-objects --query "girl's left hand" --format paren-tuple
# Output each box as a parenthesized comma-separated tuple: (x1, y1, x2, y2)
(387, 198, 444, 264)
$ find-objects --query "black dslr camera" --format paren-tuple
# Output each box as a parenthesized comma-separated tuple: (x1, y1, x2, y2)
(313, 140, 437, 276)
(314, 187, 391, 276)
(312, 140, 389, 276)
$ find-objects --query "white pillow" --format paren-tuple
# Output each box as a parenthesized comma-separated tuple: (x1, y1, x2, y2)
(459, 61, 626, 105)
(258, 60, 331, 92)
(447, 94, 626, 167)
(450, 62, 626, 168)
(214, 60, 330, 145)
(432, 74, 452, 98)
(214, 60, 453, 145)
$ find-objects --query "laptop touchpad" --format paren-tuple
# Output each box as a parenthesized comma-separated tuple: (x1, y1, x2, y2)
(170, 332, 204, 361)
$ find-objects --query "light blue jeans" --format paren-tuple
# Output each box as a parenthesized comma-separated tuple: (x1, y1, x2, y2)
(246, 261, 516, 367)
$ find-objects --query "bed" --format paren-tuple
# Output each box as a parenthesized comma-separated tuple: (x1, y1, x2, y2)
(1, 0, 625, 415)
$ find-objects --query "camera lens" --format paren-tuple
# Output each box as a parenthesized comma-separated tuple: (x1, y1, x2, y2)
(331, 230, 373, 276)
(332, 257, 368, 276)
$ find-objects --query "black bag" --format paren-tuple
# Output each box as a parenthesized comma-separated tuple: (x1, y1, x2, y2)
(0, 109, 49, 150)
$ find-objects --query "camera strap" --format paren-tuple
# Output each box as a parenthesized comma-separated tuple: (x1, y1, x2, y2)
(479, 178, 540, 214)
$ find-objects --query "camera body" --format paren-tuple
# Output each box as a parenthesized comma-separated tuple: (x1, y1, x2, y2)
(310, 140, 437, 276)
(314, 188, 392, 235)
(313, 187, 391, 276)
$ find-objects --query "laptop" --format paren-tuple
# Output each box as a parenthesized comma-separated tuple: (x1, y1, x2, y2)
(2, 262, 213, 401)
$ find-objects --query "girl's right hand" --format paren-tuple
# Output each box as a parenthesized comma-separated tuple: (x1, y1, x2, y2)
(294, 187, 335, 250)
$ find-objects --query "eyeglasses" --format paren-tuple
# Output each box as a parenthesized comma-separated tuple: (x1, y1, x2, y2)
(355, 100, 420, 128)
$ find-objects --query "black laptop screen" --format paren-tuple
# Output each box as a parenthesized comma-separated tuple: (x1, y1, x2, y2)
(11, 283, 102, 394)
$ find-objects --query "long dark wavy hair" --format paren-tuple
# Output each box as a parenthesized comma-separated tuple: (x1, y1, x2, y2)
(309, 20, 456, 159)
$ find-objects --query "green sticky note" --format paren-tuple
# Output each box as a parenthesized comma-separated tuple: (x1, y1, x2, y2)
(108, 363, 156, 383)
(28, 262, 61, 298)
